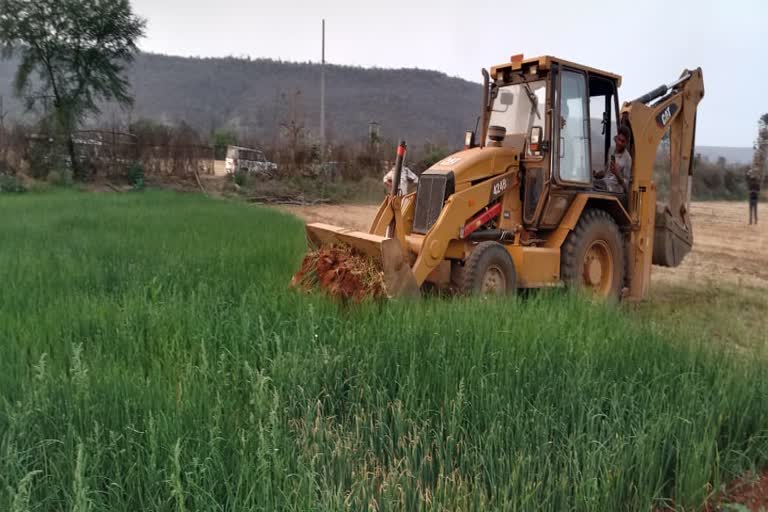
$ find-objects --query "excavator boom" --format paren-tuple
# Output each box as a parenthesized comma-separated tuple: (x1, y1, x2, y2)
(621, 68, 705, 300)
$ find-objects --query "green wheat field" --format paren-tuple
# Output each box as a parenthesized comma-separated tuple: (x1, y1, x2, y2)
(1, 190, 766, 511)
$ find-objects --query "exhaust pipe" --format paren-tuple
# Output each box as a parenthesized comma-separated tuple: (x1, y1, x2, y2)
(480, 68, 490, 147)
(391, 140, 407, 196)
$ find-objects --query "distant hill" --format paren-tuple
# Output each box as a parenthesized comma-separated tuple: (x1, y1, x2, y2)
(693, 146, 753, 165)
(0, 52, 755, 161)
(0, 53, 481, 148)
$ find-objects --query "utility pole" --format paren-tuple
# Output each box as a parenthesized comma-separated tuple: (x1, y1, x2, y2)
(320, 19, 326, 161)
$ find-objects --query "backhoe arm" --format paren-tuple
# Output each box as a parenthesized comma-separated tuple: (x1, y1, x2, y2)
(621, 68, 705, 300)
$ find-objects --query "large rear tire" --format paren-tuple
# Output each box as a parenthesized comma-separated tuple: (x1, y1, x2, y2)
(561, 209, 625, 300)
(462, 241, 517, 296)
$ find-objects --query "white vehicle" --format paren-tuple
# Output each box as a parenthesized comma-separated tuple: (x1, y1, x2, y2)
(225, 146, 277, 176)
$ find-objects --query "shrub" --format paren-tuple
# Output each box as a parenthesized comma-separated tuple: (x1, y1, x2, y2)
(232, 168, 248, 187)
(657, 154, 751, 201)
(0, 173, 26, 193)
(26, 138, 62, 179)
(47, 165, 73, 187)
(129, 163, 145, 190)
(211, 130, 237, 160)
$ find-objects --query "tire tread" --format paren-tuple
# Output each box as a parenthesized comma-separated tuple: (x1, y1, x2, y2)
(560, 208, 626, 299)
(462, 241, 517, 295)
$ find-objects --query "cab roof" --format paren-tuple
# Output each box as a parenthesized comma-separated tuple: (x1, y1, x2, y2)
(490, 55, 622, 87)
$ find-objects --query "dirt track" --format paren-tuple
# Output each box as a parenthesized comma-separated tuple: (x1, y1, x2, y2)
(283, 201, 767, 290)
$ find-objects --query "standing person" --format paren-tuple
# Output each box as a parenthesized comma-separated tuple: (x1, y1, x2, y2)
(748, 171, 760, 225)
(383, 164, 419, 195)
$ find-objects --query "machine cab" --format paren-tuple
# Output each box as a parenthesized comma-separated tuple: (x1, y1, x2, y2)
(486, 56, 623, 229)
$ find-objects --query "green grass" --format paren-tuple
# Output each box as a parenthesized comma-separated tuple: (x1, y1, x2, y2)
(637, 283, 768, 355)
(1, 190, 767, 511)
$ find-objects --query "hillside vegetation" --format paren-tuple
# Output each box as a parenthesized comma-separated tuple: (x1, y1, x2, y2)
(0, 53, 480, 147)
(1, 191, 766, 511)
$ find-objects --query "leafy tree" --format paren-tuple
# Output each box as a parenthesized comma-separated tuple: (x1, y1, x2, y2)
(0, 0, 145, 179)
(211, 129, 237, 160)
(750, 113, 768, 186)
(716, 156, 727, 170)
(211, 130, 237, 147)
(0, 96, 7, 163)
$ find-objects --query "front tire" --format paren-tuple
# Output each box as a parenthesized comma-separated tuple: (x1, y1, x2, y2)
(462, 241, 517, 296)
(561, 209, 625, 300)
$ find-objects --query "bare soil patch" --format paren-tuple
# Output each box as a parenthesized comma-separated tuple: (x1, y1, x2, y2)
(280, 203, 377, 232)
(717, 469, 768, 511)
(652, 202, 767, 289)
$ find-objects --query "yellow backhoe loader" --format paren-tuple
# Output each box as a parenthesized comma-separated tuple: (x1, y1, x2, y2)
(304, 55, 704, 300)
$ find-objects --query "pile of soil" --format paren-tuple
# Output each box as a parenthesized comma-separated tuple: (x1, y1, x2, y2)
(657, 469, 768, 511)
(715, 469, 768, 511)
(291, 245, 386, 302)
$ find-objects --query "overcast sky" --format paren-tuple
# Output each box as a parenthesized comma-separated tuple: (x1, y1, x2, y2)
(132, 0, 766, 147)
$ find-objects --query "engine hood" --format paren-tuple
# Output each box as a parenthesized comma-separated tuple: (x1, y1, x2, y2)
(424, 144, 521, 188)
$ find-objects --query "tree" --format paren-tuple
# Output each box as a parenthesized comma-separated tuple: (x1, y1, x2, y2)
(278, 90, 306, 168)
(0, 96, 7, 163)
(751, 113, 768, 186)
(716, 156, 727, 170)
(0, 0, 145, 179)
(211, 130, 237, 160)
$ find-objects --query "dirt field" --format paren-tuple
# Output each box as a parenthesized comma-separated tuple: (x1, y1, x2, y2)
(653, 202, 767, 289)
(282, 201, 768, 290)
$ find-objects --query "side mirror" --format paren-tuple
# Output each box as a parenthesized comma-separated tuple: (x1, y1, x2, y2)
(529, 126, 543, 154)
(464, 130, 476, 149)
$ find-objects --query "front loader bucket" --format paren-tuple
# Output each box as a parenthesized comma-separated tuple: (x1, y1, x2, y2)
(380, 238, 420, 297)
(303, 223, 420, 298)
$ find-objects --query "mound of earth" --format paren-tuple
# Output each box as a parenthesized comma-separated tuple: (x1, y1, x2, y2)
(291, 245, 386, 302)
(716, 469, 768, 511)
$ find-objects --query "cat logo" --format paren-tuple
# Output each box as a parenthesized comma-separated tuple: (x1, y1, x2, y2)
(661, 107, 672, 126)
(656, 103, 678, 128)
(439, 156, 462, 167)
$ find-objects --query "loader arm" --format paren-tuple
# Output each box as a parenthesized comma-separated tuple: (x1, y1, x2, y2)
(305, 170, 518, 297)
(621, 68, 705, 300)
(410, 169, 519, 286)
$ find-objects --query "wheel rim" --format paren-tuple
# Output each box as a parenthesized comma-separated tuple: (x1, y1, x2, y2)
(480, 264, 506, 295)
(581, 240, 614, 297)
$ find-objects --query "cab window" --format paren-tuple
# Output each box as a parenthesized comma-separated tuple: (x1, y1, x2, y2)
(589, 76, 619, 173)
(557, 70, 590, 183)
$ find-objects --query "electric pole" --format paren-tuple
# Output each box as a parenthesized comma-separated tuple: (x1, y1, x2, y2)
(320, 19, 326, 161)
